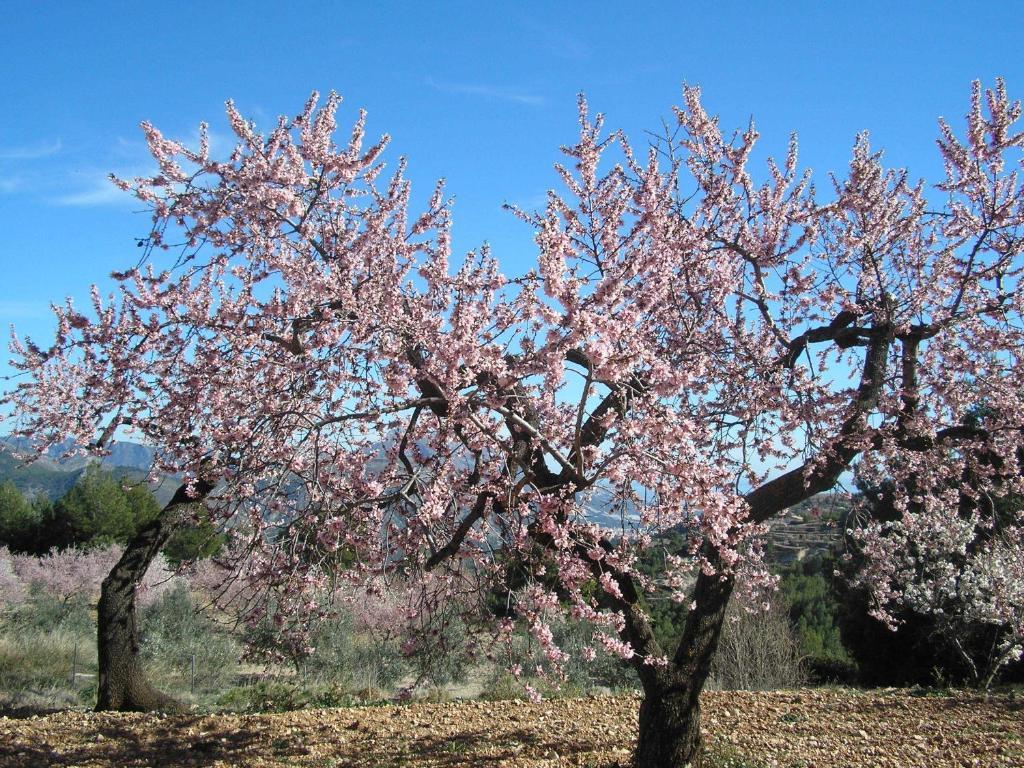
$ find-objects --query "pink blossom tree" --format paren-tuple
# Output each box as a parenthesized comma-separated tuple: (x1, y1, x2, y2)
(0, 547, 26, 608)
(6, 81, 1024, 766)
(2, 545, 177, 609)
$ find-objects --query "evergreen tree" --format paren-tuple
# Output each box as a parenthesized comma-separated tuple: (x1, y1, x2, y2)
(0, 481, 40, 553)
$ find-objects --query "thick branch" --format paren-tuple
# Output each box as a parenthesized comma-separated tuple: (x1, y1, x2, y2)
(781, 310, 858, 368)
(570, 372, 647, 471)
(425, 491, 501, 570)
(747, 325, 893, 521)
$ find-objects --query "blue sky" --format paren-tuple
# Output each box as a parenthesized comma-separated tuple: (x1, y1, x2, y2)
(1, 0, 1022, 384)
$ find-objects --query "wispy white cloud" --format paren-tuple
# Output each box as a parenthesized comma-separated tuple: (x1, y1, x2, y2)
(53, 173, 134, 207)
(114, 135, 148, 157)
(426, 78, 545, 107)
(55, 120, 230, 208)
(0, 139, 62, 161)
(0, 177, 21, 194)
(186, 125, 234, 157)
(516, 20, 590, 62)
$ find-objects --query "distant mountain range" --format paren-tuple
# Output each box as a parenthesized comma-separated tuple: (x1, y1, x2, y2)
(0, 437, 157, 500)
(0, 435, 847, 564)
(1, 436, 155, 471)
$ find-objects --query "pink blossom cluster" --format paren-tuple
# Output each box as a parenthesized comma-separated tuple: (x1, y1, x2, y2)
(5, 81, 1024, 689)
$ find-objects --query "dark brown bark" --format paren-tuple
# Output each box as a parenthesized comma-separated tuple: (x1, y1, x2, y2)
(635, 685, 705, 768)
(631, 555, 735, 768)
(95, 479, 212, 712)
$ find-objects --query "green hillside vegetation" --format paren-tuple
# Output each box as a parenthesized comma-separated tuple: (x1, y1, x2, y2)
(0, 466, 223, 562)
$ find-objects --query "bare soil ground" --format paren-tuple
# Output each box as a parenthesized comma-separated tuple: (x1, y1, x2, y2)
(1, 689, 1022, 767)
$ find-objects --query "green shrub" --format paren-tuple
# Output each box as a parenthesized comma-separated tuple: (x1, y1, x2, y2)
(405, 615, 471, 689)
(778, 558, 857, 683)
(304, 610, 406, 690)
(215, 679, 364, 713)
(162, 513, 225, 566)
(5, 588, 94, 635)
(478, 670, 522, 701)
(139, 582, 239, 693)
(0, 482, 41, 554)
(0, 465, 175, 555)
(557, 620, 639, 692)
(478, 618, 639, 701)
(42, 465, 157, 551)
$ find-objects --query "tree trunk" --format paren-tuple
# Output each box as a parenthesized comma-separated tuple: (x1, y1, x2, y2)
(95, 480, 212, 711)
(633, 556, 735, 768)
(635, 683, 704, 768)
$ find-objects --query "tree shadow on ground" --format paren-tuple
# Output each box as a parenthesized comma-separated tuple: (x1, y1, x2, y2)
(0, 714, 309, 767)
(0, 703, 66, 719)
(0, 715, 627, 768)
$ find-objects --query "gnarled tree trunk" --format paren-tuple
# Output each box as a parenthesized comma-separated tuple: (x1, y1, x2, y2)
(95, 479, 212, 711)
(633, 560, 735, 768)
(635, 685, 705, 768)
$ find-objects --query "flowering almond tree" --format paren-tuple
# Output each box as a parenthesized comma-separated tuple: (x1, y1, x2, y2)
(6, 81, 1024, 766)
(851, 478, 1024, 688)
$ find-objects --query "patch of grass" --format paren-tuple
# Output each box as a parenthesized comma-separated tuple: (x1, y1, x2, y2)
(139, 583, 240, 695)
(0, 626, 96, 708)
(215, 679, 383, 713)
(478, 671, 522, 701)
(415, 684, 453, 704)
(477, 670, 592, 702)
(371, 743, 413, 767)
(440, 736, 472, 754)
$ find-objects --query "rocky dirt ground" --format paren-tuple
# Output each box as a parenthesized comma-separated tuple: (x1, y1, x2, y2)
(1, 689, 1022, 767)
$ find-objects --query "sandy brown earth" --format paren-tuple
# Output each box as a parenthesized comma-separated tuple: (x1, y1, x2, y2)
(1, 689, 1021, 767)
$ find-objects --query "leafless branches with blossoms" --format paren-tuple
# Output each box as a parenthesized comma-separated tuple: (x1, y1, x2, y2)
(6, 80, 1023, 766)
